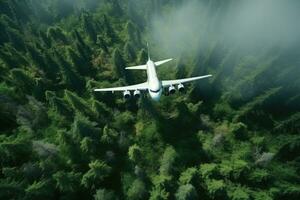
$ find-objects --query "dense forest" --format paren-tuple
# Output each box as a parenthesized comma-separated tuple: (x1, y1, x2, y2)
(0, 0, 299, 199)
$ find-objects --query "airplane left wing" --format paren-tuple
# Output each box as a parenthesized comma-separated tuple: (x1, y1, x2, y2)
(94, 82, 148, 92)
(161, 75, 212, 87)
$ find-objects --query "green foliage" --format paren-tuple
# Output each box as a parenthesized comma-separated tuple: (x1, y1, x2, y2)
(0, 1, 299, 199)
(0, 179, 24, 199)
(199, 163, 219, 179)
(128, 144, 142, 163)
(231, 122, 248, 140)
(25, 180, 54, 200)
(10, 68, 35, 95)
(138, 49, 148, 64)
(248, 168, 271, 185)
(71, 113, 100, 141)
(227, 185, 250, 200)
(17, 96, 48, 133)
(123, 42, 136, 61)
(159, 146, 177, 176)
(274, 112, 300, 134)
(251, 191, 272, 200)
(56, 53, 84, 91)
(149, 188, 169, 200)
(113, 111, 134, 130)
(81, 160, 112, 188)
(101, 125, 118, 145)
(112, 48, 126, 78)
(125, 21, 141, 47)
(81, 12, 97, 42)
(53, 171, 81, 192)
(150, 175, 172, 200)
(178, 167, 198, 185)
(223, 159, 249, 180)
(276, 137, 300, 161)
(206, 179, 226, 198)
(64, 90, 97, 119)
(126, 179, 147, 200)
(0, 135, 32, 167)
(94, 188, 118, 200)
(175, 184, 198, 200)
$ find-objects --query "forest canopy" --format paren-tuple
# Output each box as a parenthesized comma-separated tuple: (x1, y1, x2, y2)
(0, 0, 299, 199)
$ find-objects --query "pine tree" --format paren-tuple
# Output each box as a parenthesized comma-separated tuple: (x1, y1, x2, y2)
(81, 12, 97, 43)
(55, 51, 84, 91)
(138, 49, 148, 64)
(10, 68, 35, 95)
(64, 90, 97, 119)
(126, 179, 147, 200)
(47, 26, 68, 44)
(94, 189, 118, 200)
(81, 160, 111, 188)
(112, 48, 126, 78)
(102, 14, 117, 43)
(175, 184, 198, 200)
(71, 113, 99, 141)
(96, 35, 108, 53)
(123, 42, 136, 61)
(67, 47, 93, 76)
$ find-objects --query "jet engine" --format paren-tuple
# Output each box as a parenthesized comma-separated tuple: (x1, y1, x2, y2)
(178, 83, 184, 92)
(168, 85, 176, 94)
(133, 90, 141, 98)
(123, 90, 131, 99)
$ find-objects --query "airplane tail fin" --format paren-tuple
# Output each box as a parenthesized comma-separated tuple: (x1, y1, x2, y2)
(155, 58, 173, 66)
(125, 64, 147, 70)
(147, 42, 150, 61)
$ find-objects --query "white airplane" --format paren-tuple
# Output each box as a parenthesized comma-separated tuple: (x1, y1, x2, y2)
(94, 45, 212, 101)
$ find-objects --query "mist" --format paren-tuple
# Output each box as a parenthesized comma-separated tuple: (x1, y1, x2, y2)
(150, 0, 300, 56)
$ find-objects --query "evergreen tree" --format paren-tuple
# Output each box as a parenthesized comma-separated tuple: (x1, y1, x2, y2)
(123, 42, 136, 61)
(55, 52, 84, 91)
(81, 12, 97, 43)
(175, 184, 198, 200)
(67, 47, 93, 76)
(112, 48, 126, 78)
(47, 26, 68, 44)
(10, 68, 35, 95)
(126, 179, 147, 200)
(138, 49, 147, 64)
(94, 188, 118, 200)
(81, 160, 111, 189)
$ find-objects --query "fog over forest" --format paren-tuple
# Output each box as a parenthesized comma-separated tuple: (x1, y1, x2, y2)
(151, 0, 300, 55)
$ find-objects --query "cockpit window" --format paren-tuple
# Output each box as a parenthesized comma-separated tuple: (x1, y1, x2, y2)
(150, 88, 160, 93)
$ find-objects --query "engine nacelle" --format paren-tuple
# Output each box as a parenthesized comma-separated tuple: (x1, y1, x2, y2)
(123, 90, 131, 99)
(168, 85, 176, 94)
(133, 90, 141, 98)
(178, 83, 184, 92)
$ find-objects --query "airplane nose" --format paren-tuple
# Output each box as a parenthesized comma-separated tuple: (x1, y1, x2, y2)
(150, 90, 161, 101)
(152, 94, 160, 101)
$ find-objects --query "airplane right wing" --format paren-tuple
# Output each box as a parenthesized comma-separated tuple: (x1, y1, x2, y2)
(94, 82, 148, 92)
(155, 58, 173, 66)
(161, 75, 212, 87)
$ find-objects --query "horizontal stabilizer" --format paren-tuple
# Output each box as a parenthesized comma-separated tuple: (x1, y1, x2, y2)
(155, 58, 173, 66)
(125, 65, 147, 70)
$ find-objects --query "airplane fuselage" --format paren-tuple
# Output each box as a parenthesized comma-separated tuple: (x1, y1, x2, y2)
(146, 60, 162, 101)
